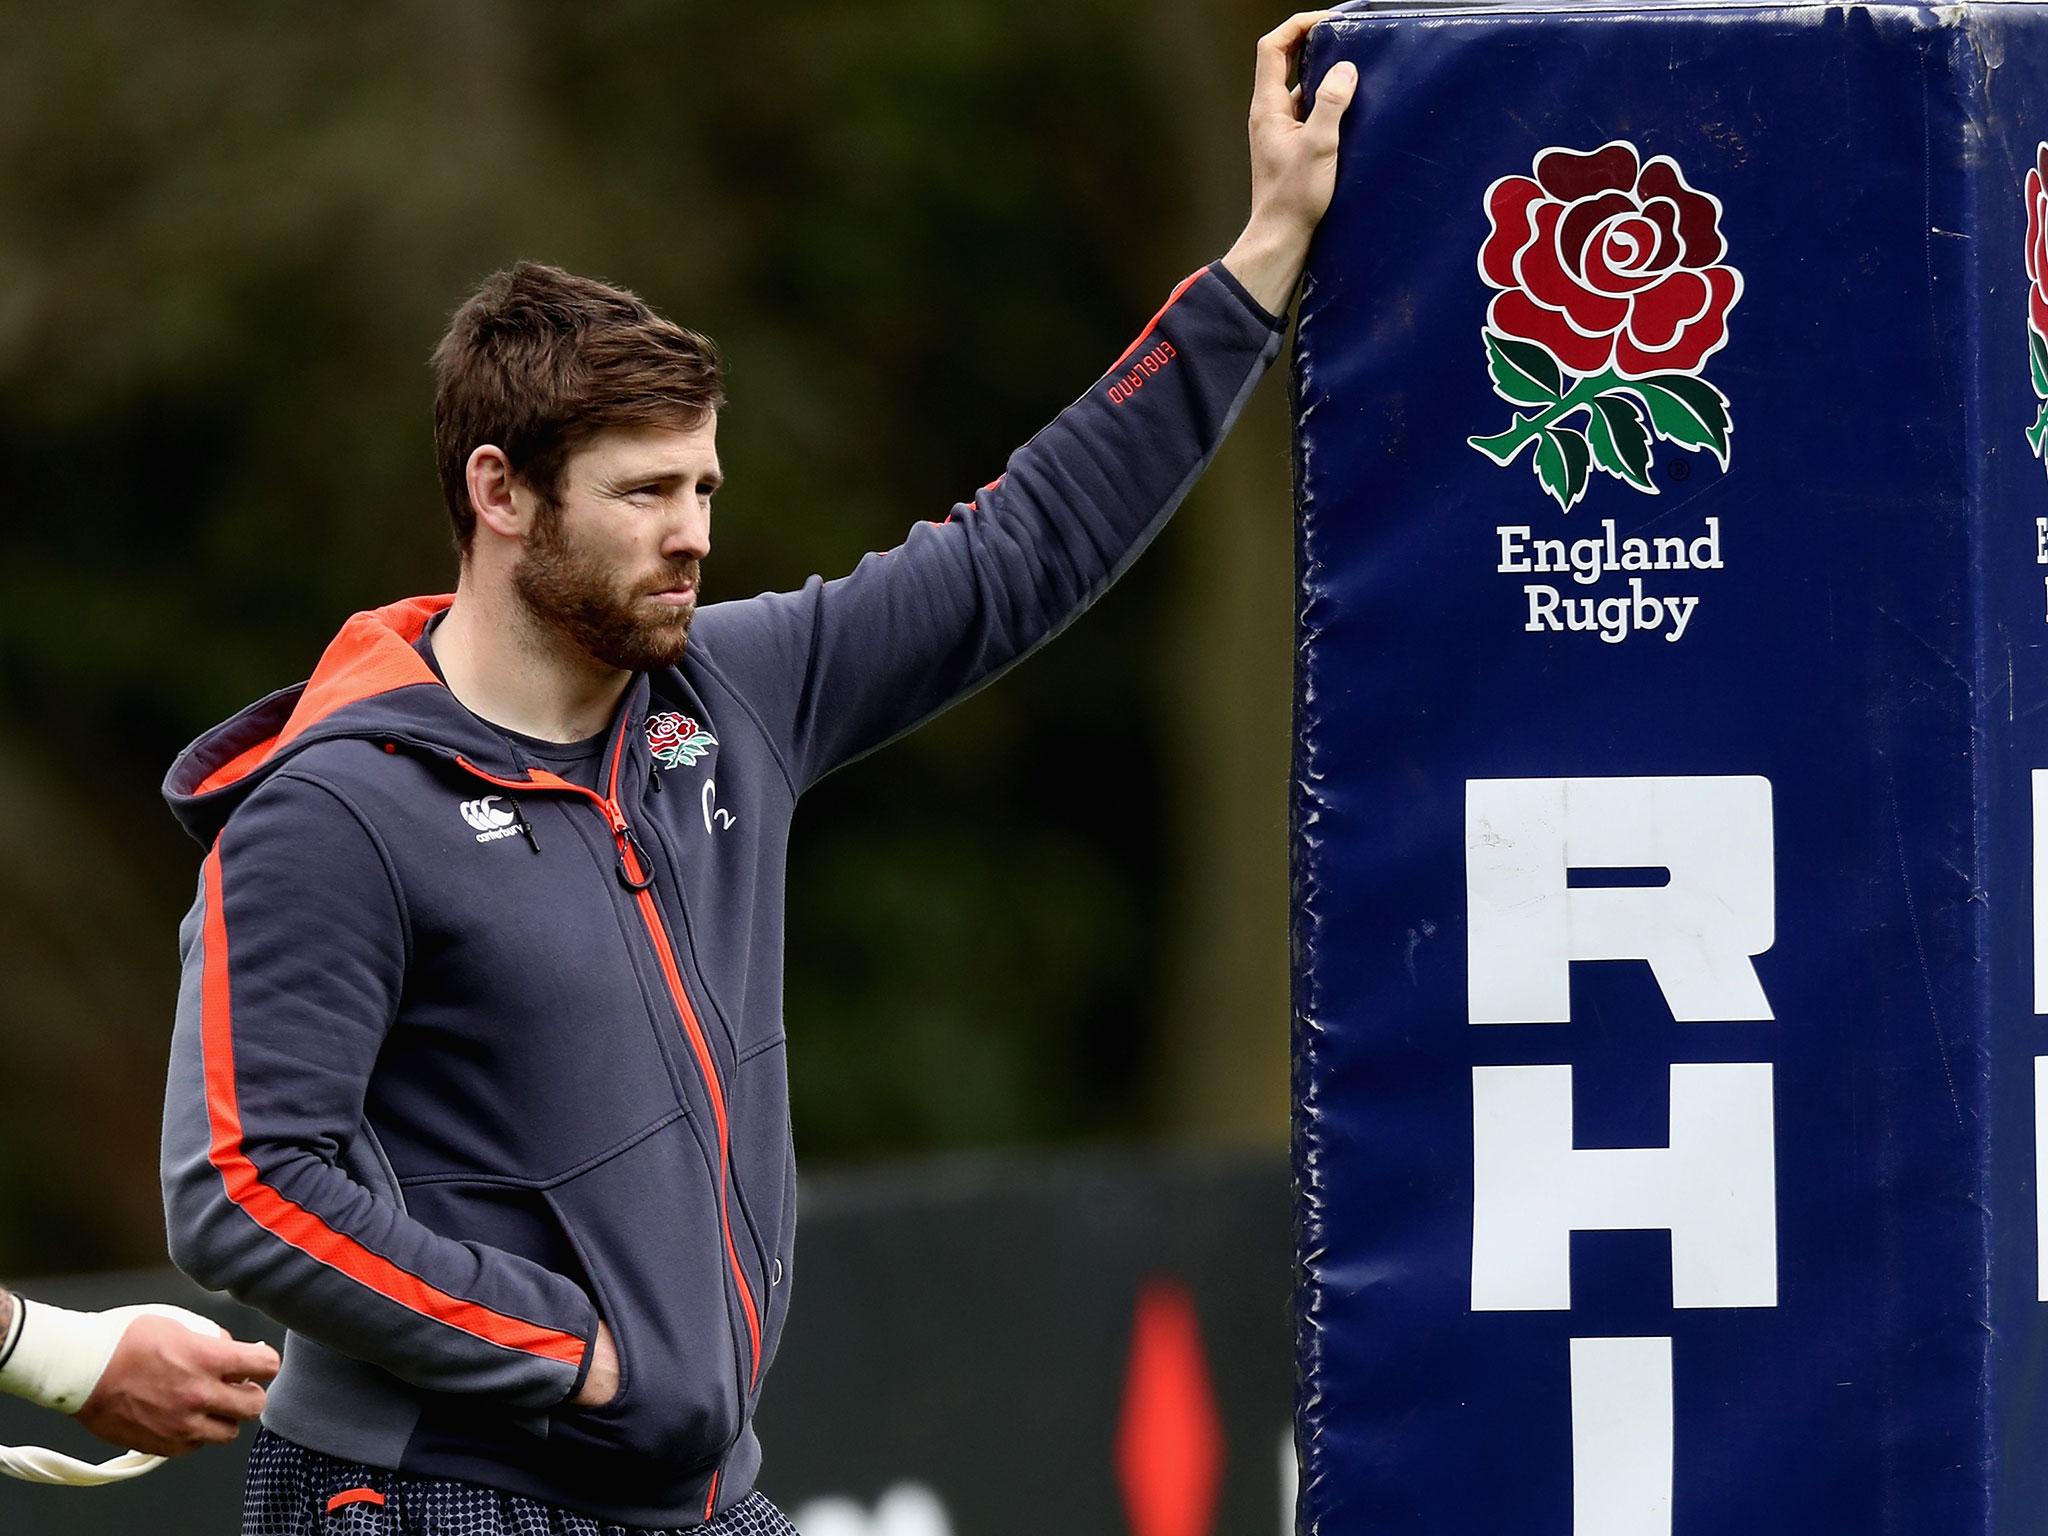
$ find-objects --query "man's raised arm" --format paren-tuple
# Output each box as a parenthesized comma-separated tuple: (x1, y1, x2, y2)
(689, 15, 1357, 791)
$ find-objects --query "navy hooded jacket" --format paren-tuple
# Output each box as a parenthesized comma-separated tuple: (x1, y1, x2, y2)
(159, 261, 1284, 1526)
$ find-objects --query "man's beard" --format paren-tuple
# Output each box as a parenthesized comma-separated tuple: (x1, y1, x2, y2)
(512, 504, 700, 673)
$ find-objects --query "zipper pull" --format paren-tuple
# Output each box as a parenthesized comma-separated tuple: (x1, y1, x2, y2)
(605, 799, 655, 891)
(510, 795, 541, 855)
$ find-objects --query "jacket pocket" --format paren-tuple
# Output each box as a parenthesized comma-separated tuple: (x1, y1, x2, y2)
(394, 1111, 690, 1298)
(755, 1127, 797, 1387)
(541, 1114, 742, 1471)
(343, 1120, 407, 1211)
(726, 1035, 794, 1395)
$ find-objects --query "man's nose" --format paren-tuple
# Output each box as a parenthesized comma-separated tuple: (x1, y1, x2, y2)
(661, 503, 711, 561)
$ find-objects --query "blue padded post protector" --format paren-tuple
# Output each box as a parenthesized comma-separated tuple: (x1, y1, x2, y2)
(1291, 5, 2048, 1533)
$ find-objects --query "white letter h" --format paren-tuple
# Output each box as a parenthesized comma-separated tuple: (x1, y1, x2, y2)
(1471, 1062, 1777, 1311)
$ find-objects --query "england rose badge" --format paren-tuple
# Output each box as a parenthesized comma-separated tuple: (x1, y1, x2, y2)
(2025, 142, 2048, 464)
(645, 710, 716, 769)
(1469, 141, 1743, 511)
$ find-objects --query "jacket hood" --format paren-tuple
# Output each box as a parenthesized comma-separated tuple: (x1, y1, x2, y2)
(164, 594, 528, 846)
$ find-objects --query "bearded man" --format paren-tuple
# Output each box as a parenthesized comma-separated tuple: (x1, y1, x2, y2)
(158, 15, 1356, 1534)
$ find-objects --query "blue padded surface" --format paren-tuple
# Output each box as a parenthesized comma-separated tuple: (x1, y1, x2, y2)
(1291, 5, 2048, 1532)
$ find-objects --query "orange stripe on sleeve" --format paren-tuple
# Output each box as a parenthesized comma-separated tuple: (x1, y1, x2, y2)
(1108, 268, 1207, 375)
(198, 847, 586, 1368)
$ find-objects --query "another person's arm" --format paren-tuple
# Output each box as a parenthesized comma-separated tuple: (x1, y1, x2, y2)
(690, 13, 1356, 790)
(159, 774, 615, 1410)
(0, 1284, 279, 1456)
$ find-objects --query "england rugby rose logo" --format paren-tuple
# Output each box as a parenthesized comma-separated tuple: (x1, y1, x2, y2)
(1469, 140, 1742, 510)
(2025, 142, 2048, 464)
(645, 710, 716, 769)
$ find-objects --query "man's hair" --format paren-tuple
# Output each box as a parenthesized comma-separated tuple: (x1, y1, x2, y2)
(432, 262, 725, 554)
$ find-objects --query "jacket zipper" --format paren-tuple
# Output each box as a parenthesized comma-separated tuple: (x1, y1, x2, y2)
(453, 745, 766, 1401)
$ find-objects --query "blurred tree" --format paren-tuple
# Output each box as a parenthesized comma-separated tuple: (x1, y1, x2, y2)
(1146, 0, 1299, 1143)
(0, 0, 1298, 1271)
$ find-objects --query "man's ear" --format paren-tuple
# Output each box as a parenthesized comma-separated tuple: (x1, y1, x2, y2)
(465, 445, 530, 543)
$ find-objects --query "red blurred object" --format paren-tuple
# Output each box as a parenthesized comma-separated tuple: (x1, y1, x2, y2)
(1114, 1278, 1225, 1536)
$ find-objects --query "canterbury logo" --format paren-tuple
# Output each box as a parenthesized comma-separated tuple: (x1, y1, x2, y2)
(460, 796, 523, 843)
(460, 796, 513, 831)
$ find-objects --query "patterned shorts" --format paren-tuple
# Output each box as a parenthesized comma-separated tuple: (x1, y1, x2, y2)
(242, 1428, 800, 1536)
